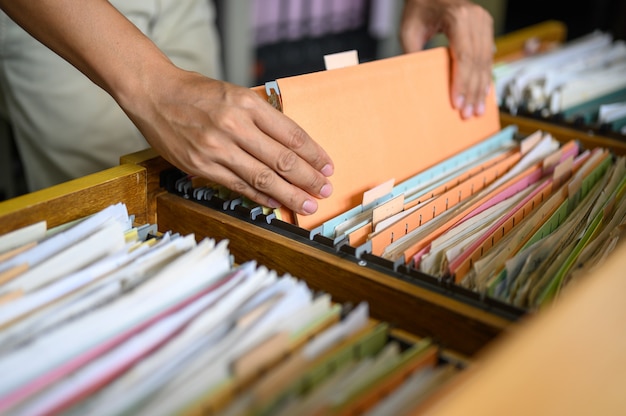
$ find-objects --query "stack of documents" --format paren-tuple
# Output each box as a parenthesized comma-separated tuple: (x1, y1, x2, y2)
(0, 204, 459, 415)
(321, 127, 626, 309)
(171, 123, 626, 311)
(160, 46, 626, 315)
(494, 30, 626, 135)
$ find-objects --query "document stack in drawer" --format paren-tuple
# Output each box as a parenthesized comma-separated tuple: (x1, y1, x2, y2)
(162, 46, 626, 314)
(495, 28, 626, 139)
(0, 204, 463, 415)
(166, 126, 626, 311)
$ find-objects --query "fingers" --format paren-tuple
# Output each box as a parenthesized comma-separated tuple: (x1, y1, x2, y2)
(202, 144, 326, 216)
(400, 0, 494, 119)
(227, 106, 335, 215)
(253, 98, 334, 180)
(444, 3, 494, 119)
(139, 74, 335, 216)
(206, 89, 334, 216)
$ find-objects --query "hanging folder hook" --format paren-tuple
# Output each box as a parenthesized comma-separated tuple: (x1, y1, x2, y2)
(265, 81, 283, 112)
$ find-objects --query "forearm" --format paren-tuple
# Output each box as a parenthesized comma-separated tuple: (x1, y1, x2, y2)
(0, 0, 175, 109)
(0, 0, 334, 216)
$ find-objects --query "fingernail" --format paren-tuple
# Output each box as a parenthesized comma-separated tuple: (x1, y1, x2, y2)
(320, 164, 334, 177)
(454, 95, 465, 110)
(462, 105, 473, 119)
(302, 199, 317, 215)
(476, 102, 485, 116)
(320, 183, 333, 198)
(267, 198, 282, 208)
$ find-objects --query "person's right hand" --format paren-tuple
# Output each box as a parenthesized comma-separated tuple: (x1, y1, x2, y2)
(123, 66, 335, 216)
(400, 0, 494, 119)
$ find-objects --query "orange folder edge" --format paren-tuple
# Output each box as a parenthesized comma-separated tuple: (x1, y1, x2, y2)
(253, 47, 500, 230)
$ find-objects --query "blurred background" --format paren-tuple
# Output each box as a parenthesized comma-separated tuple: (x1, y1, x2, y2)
(1, 0, 625, 200)
(215, 0, 626, 87)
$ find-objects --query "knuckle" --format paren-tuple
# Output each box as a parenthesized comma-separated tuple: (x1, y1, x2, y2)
(286, 126, 308, 150)
(308, 150, 325, 170)
(185, 152, 205, 173)
(285, 194, 300, 209)
(230, 178, 250, 194)
(481, 8, 494, 25)
(232, 179, 265, 207)
(276, 149, 298, 174)
(309, 174, 325, 192)
(455, 4, 471, 20)
(445, 4, 471, 26)
(251, 168, 275, 191)
(198, 130, 220, 149)
(463, 3, 489, 20)
(214, 109, 241, 133)
(455, 48, 471, 65)
(235, 89, 260, 109)
(194, 136, 228, 168)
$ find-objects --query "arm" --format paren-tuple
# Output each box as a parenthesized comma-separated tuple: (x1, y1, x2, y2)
(400, 0, 494, 119)
(0, 0, 334, 215)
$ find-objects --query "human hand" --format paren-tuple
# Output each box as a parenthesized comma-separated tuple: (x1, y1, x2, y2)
(125, 68, 334, 216)
(400, 0, 494, 119)
(0, 0, 333, 215)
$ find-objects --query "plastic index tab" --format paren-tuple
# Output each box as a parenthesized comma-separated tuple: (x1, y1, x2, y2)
(319, 126, 517, 240)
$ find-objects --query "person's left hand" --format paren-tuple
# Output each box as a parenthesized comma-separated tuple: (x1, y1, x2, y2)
(400, 0, 494, 119)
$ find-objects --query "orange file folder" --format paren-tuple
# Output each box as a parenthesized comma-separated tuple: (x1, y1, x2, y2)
(257, 47, 500, 229)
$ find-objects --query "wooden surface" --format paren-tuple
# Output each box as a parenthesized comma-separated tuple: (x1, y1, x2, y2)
(2, 142, 626, 412)
(0, 164, 147, 234)
(422, 239, 626, 415)
(120, 148, 171, 225)
(494, 20, 566, 62)
(156, 193, 514, 357)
